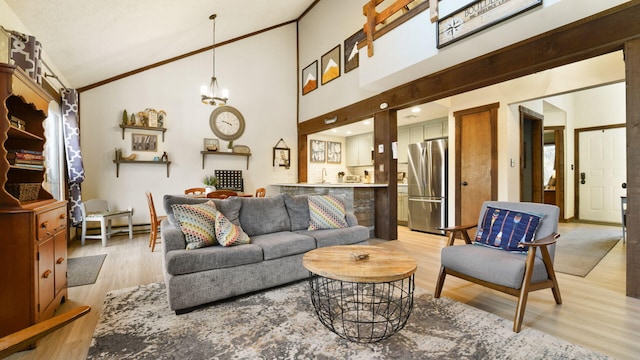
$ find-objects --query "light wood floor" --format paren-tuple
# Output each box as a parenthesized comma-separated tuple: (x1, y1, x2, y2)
(6, 223, 639, 360)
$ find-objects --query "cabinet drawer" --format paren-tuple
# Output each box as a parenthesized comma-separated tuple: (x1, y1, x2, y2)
(37, 207, 67, 240)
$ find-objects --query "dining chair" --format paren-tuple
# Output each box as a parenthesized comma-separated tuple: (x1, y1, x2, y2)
(184, 187, 206, 196)
(255, 187, 266, 197)
(206, 190, 238, 199)
(146, 191, 168, 252)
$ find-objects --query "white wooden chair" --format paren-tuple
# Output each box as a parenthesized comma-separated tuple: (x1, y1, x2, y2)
(80, 199, 133, 247)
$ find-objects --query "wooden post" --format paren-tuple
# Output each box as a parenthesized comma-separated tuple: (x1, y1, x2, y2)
(374, 109, 398, 240)
(430, 0, 439, 23)
(625, 38, 640, 297)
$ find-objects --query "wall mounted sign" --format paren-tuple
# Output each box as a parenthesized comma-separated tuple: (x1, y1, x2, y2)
(437, 0, 542, 48)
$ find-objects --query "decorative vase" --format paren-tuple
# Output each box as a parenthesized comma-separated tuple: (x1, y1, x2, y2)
(205, 186, 216, 195)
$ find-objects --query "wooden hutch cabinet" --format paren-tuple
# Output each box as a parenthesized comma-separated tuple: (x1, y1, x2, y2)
(0, 64, 68, 339)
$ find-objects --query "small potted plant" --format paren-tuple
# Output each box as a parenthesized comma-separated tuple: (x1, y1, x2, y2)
(227, 140, 234, 152)
(337, 171, 345, 183)
(203, 175, 218, 194)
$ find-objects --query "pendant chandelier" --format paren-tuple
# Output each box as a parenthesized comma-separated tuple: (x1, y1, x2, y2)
(201, 14, 228, 106)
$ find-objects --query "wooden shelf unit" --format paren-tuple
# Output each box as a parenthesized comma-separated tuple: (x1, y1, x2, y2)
(113, 159, 172, 177)
(201, 151, 251, 170)
(119, 124, 167, 141)
(0, 64, 69, 342)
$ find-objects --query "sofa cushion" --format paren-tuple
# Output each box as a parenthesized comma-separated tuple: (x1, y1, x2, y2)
(474, 206, 542, 252)
(164, 195, 241, 226)
(164, 244, 264, 276)
(215, 209, 251, 247)
(296, 225, 369, 248)
(171, 201, 218, 250)
(308, 194, 348, 230)
(283, 194, 311, 231)
(239, 194, 291, 236)
(250, 232, 316, 260)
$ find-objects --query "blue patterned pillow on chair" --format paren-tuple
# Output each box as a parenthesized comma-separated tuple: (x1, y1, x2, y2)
(474, 206, 542, 252)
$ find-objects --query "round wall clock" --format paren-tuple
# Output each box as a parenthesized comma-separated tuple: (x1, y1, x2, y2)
(209, 106, 245, 141)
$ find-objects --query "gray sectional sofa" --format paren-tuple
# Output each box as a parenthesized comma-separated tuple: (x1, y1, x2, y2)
(161, 193, 369, 314)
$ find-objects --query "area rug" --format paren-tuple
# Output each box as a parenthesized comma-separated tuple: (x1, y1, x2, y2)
(554, 228, 622, 277)
(87, 281, 609, 359)
(67, 254, 107, 287)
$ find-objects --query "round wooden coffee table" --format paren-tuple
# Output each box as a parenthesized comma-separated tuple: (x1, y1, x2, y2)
(302, 245, 417, 343)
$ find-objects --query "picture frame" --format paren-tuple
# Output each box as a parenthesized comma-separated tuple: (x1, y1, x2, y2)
(132, 133, 158, 152)
(204, 138, 219, 152)
(273, 147, 290, 168)
(321, 45, 341, 85)
(344, 29, 365, 73)
(310, 140, 326, 163)
(327, 141, 342, 164)
(302, 61, 318, 95)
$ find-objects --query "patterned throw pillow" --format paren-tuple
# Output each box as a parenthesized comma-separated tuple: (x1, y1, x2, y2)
(308, 195, 348, 230)
(214, 210, 250, 247)
(172, 201, 218, 250)
(474, 206, 542, 252)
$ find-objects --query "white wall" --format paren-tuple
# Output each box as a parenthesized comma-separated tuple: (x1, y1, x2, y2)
(79, 24, 298, 224)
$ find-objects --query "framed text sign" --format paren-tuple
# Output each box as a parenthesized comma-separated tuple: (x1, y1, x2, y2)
(437, 0, 542, 48)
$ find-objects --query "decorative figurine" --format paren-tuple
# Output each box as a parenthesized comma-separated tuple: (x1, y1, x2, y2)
(161, 151, 168, 162)
(122, 110, 128, 125)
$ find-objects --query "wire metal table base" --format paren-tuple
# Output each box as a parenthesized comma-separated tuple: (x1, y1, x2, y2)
(307, 273, 415, 343)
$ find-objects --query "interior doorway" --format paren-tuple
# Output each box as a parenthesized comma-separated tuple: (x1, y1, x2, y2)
(543, 126, 566, 221)
(519, 106, 544, 203)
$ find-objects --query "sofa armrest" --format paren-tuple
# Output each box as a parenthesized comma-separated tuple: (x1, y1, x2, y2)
(346, 212, 358, 227)
(161, 220, 186, 253)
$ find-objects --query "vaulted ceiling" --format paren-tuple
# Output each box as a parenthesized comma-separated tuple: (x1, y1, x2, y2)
(4, 0, 316, 88)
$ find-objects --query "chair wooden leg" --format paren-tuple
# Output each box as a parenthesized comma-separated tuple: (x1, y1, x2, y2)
(514, 247, 538, 332)
(540, 246, 562, 304)
(150, 224, 158, 252)
(434, 266, 447, 298)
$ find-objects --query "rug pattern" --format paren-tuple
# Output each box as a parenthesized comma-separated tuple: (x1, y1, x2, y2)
(88, 281, 609, 359)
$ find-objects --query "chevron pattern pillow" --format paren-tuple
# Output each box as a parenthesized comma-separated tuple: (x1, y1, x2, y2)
(308, 194, 348, 230)
(172, 201, 218, 250)
(215, 209, 250, 247)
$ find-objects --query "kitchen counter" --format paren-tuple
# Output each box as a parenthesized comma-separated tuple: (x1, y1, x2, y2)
(273, 183, 383, 236)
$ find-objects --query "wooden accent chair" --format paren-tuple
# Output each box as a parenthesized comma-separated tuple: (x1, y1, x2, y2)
(184, 187, 206, 196)
(255, 187, 266, 197)
(0, 306, 90, 358)
(145, 191, 167, 252)
(206, 190, 238, 199)
(435, 201, 561, 333)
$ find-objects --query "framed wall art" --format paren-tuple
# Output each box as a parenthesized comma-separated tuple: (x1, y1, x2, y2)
(302, 61, 318, 95)
(132, 133, 158, 152)
(273, 147, 290, 168)
(344, 29, 365, 73)
(310, 140, 326, 163)
(321, 45, 340, 85)
(327, 141, 342, 163)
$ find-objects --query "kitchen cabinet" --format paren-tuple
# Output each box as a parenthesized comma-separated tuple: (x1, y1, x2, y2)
(346, 133, 373, 166)
(398, 186, 408, 224)
(0, 64, 68, 340)
(397, 127, 410, 163)
(409, 124, 424, 144)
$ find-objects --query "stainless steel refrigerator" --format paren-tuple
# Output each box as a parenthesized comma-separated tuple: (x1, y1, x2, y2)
(407, 138, 448, 235)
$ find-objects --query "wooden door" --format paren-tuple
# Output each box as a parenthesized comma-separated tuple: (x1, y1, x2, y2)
(455, 103, 499, 226)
